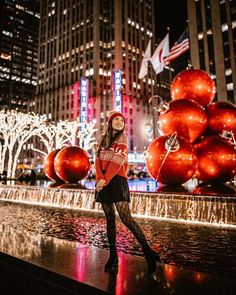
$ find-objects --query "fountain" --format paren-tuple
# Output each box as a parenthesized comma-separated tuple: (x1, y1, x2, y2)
(0, 107, 236, 228)
(0, 183, 235, 227)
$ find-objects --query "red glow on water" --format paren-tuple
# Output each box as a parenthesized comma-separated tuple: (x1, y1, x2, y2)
(153, 244, 161, 252)
(194, 271, 205, 283)
(164, 264, 176, 282)
(115, 252, 128, 295)
(75, 247, 89, 281)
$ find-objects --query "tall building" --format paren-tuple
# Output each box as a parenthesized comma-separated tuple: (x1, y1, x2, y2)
(187, 0, 236, 103)
(35, 0, 158, 151)
(0, 0, 40, 110)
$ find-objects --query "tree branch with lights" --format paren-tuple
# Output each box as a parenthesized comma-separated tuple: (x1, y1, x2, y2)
(0, 109, 98, 179)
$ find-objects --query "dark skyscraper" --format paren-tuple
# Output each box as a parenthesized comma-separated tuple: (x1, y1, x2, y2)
(0, 0, 39, 111)
(187, 0, 236, 103)
(36, 0, 158, 151)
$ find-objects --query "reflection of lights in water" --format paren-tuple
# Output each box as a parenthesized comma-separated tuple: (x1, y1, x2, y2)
(75, 247, 89, 282)
(0, 224, 79, 259)
(164, 264, 176, 282)
(0, 202, 236, 278)
(0, 224, 41, 259)
(116, 253, 127, 295)
(194, 271, 205, 283)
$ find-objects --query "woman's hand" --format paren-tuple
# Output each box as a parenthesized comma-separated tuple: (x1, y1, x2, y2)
(96, 179, 106, 192)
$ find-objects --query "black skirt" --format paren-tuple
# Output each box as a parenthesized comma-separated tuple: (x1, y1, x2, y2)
(95, 175, 130, 204)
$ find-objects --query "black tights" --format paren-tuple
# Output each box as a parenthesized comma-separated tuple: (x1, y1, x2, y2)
(101, 201, 147, 248)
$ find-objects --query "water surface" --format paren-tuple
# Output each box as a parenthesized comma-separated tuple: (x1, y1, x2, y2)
(0, 201, 235, 278)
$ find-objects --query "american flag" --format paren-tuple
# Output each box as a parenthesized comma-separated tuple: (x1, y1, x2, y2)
(163, 30, 189, 64)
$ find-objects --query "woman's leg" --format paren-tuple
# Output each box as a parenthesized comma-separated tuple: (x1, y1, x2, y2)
(115, 201, 160, 274)
(101, 203, 116, 247)
(115, 201, 147, 244)
(101, 203, 118, 271)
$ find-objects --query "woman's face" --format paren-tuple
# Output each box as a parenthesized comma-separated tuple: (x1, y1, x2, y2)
(111, 116, 125, 132)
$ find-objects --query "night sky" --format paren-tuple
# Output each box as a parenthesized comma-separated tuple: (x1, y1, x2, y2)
(155, 0, 188, 44)
(155, 0, 189, 72)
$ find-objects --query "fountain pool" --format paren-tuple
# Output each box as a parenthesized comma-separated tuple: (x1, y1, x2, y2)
(0, 200, 235, 279)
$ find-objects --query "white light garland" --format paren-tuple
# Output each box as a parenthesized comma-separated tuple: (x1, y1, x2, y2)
(0, 109, 98, 178)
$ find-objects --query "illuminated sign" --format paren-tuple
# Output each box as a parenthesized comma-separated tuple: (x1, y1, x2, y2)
(113, 70, 123, 111)
(80, 77, 88, 122)
(128, 153, 146, 163)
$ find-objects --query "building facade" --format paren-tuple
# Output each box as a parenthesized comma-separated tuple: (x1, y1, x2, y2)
(35, 0, 159, 151)
(187, 0, 236, 103)
(0, 0, 40, 110)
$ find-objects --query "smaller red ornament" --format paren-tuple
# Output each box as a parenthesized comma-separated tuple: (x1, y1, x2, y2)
(158, 99, 207, 143)
(206, 101, 236, 135)
(54, 146, 90, 183)
(194, 135, 236, 183)
(44, 149, 63, 182)
(171, 69, 216, 107)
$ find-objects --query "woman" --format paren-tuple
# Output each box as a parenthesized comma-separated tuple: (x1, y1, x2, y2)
(95, 110, 161, 275)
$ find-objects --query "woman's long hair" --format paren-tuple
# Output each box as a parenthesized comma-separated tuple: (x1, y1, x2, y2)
(96, 123, 124, 157)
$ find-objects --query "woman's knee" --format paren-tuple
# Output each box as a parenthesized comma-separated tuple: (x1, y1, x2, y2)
(106, 213, 116, 223)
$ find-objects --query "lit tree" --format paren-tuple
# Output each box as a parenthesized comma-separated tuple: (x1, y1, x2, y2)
(78, 119, 97, 154)
(31, 120, 69, 157)
(31, 121, 55, 157)
(32, 119, 97, 157)
(0, 110, 9, 174)
(0, 110, 46, 178)
(56, 119, 79, 147)
(0, 109, 98, 178)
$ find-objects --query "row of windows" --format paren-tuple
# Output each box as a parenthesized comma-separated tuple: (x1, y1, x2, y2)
(195, 0, 235, 102)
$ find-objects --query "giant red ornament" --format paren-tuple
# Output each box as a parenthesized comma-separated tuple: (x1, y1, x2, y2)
(194, 135, 236, 183)
(158, 99, 207, 143)
(43, 149, 63, 182)
(170, 69, 216, 107)
(206, 102, 236, 136)
(145, 134, 197, 185)
(54, 146, 90, 183)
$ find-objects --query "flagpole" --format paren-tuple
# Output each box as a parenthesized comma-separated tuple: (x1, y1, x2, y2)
(149, 32, 169, 139)
(149, 59, 157, 139)
(150, 61, 154, 96)
(186, 20, 192, 68)
(169, 62, 172, 86)
(166, 27, 172, 87)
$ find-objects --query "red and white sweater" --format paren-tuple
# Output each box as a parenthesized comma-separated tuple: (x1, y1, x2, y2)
(95, 133, 129, 185)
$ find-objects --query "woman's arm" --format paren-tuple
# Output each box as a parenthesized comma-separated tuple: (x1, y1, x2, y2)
(103, 134, 128, 185)
(95, 157, 105, 182)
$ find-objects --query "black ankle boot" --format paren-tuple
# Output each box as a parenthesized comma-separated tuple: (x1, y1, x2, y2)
(104, 247, 118, 272)
(142, 244, 161, 275)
